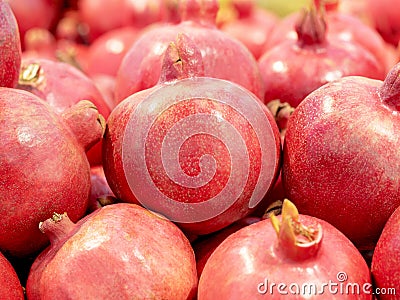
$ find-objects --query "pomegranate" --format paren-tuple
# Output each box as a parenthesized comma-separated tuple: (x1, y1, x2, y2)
(198, 199, 372, 299)
(263, 6, 395, 73)
(0, 252, 24, 300)
(78, 0, 164, 41)
(283, 61, 400, 250)
(85, 26, 139, 77)
(114, 0, 265, 103)
(0, 0, 21, 88)
(366, 0, 400, 46)
(104, 33, 281, 235)
(7, 0, 62, 46)
(220, 0, 278, 59)
(26, 204, 198, 299)
(0, 89, 105, 257)
(17, 58, 111, 166)
(371, 205, 400, 299)
(258, 6, 385, 107)
(193, 216, 261, 277)
(22, 27, 58, 61)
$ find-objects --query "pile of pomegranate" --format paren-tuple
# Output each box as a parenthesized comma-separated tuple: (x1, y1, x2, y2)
(1, 0, 400, 298)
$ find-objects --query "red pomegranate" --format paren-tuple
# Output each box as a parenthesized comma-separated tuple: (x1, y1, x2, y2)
(114, 0, 265, 103)
(371, 205, 400, 299)
(0, 252, 24, 300)
(0, 0, 21, 88)
(104, 33, 281, 235)
(283, 61, 400, 250)
(258, 5, 385, 107)
(17, 58, 111, 166)
(0, 89, 105, 257)
(26, 203, 198, 299)
(198, 199, 372, 299)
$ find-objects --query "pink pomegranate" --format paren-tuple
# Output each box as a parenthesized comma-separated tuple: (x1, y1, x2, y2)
(258, 6, 385, 107)
(220, 0, 278, 59)
(104, 33, 281, 235)
(0, 89, 105, 257)
(198, 199, 372, 299)
(114, 0, 265, 103)
(371, 205, 400, 299)
(17, 58, 111, 166)
(85, 26, 139, 77)
(283, 61, 400, 250)
(0, 252, 24, 300)
(26, 203, 198, 299)
(78, 0, 164, 41)
(7, 0, 62, 46)
(0, 0, 21, 88)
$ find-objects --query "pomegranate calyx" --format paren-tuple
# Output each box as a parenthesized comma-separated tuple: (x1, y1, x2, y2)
(159, 33, 205, 83)
(295, 5, 327, 47)
(270, 199, 323, 260)
(262, 200, 283, 219)
(379, 62, 400, 112)
(18, 62, 45, 88)
(39, 212, 75, 245)
(61, 100, 106, 152)
(267, 100, 295, 134)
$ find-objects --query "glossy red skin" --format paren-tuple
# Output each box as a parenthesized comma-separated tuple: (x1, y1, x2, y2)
(193, 216, 261, 277)
(0, 253, 24, 300)
(366, 0, 400, 46)
(103, 77, 281, 235)
(283, 76, 400, 250)
(26, 203, 198, 300)
(198, 214, 371, 299)
(8, 0, 62, 46)
(78, 0, 163, 41)
(18, 58, 111, 166)
(85, 26, 139, 77)
(220, 8, 278, 59)
(115, 22, 265, 103)
(0, 0, 21, 88)
(371, 205, 400, 299)
(0, 88, 92, 257)
(263, 11, 394, 73)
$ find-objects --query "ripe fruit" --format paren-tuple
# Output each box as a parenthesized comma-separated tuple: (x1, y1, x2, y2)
(283, 61, 400, 250)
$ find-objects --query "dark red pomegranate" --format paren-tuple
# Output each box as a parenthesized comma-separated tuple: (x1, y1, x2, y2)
(0, 252, 24, 300)
(198, 199, 372, 299)
(283, 61, 400, 250)
(371, 205, 400, 299)
(104, 33, 281, 235)
(258, 6, 385, 107)
(17, 58, 111, 165)
(0, 0, 21, 88)
(0, 89, 105, 257)
(114, 0, 265, 103)
(26, 204, 198, 299)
